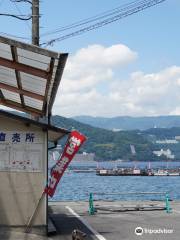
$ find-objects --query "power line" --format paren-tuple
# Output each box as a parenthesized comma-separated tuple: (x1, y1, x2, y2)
(0, 0, 32, 20)
(0, 31, 29, 40)
(9, 0, 32, 4)
(0, 1, 31, 44)
(41, 0, 166, 46)
(9, 0, 31, 31)
(0, 12, 31, 20)
(41, 0, 142, 37)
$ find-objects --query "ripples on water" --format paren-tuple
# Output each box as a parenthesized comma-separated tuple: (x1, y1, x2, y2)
(51, 161, 180, 201)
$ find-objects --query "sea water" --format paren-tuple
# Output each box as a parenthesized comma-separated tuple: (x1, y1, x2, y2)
(51, 161, 180, 201)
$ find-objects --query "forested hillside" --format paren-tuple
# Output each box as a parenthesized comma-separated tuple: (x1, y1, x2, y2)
(52, 115, 180, 161)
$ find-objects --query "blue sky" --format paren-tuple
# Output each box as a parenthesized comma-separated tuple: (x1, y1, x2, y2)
(0, 0, 180, 117)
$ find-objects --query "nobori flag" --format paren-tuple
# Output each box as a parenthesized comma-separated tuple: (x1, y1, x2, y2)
(45, 130, 86, 197)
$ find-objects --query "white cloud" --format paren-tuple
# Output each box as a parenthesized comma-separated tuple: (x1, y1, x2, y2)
(52, 44, 180, 117)
(69, 44, 137, 68)
(1, 44, 179, 118)
(108, 66, 180, 116)
(58, 44, 137, 93)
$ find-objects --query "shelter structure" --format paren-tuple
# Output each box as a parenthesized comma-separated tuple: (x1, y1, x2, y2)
(0, 36, 69, 228)
(0, 35, 68, 118)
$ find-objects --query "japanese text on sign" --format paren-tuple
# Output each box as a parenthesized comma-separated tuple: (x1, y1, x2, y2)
(0, 131, 43, 172)
(0, 132, 35, 143)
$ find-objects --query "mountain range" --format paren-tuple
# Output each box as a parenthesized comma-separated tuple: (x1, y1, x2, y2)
(73, 115, 180, 131)
(9, 111, 180, 161)
(51, 115, 180, 162)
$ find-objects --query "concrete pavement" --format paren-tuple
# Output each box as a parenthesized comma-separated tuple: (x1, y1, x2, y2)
(49, 200, 180, 240)
(1, 200, 180, 240)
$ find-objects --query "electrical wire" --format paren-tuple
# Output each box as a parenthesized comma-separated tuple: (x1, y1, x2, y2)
(0, 32, 29, 40)
(41, 0, 166, 46)
(0, 12, 31, 20)
(0, 0, 32, 21)
(41, 0, 143, 37)
(41, 0, 163, 43)
(9, 0, 31, 31)
(9, 0, 32, 4)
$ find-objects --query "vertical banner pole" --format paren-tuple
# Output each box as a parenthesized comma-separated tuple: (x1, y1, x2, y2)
(26, 191, 45, 233)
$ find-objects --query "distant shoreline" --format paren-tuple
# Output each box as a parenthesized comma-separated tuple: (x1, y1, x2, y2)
(73, 160, 180, 162)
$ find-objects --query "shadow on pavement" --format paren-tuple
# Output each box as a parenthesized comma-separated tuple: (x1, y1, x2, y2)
(50, 213, 97, 240)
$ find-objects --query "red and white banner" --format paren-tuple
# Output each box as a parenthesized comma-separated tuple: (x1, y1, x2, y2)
(45, 130, 86, 197)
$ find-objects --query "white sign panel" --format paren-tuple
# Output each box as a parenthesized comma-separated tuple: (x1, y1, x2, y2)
(0, 131, 43, 172)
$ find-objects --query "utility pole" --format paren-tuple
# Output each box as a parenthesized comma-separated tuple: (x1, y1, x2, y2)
(32, 0, 39, 46)
(31, 0, 40, 121)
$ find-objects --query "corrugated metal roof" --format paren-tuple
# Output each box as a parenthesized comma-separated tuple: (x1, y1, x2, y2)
(0, 36, 68, 117)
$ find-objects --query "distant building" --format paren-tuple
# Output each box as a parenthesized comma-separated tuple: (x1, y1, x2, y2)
(73, 152, 95, 161)
(175, 136, 180, 141)
(156, 139, 178, 144)
(153, 149, 175, 159)
(112, 128, 121, 132)
(49, 148, 95, 164)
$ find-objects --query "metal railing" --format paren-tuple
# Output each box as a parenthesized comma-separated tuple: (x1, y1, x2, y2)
(89, 192, 172, 215)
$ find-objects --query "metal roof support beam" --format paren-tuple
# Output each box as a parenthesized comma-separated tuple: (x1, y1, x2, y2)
(0, 89, 4, 99)
(43, 57, 55, 115)
(0, 98, 42, 116)
(11, 45, 25, 107)
(48, 53, 68, 113)
(0, 82, 44, 101)
(0, 57, 49, 79)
